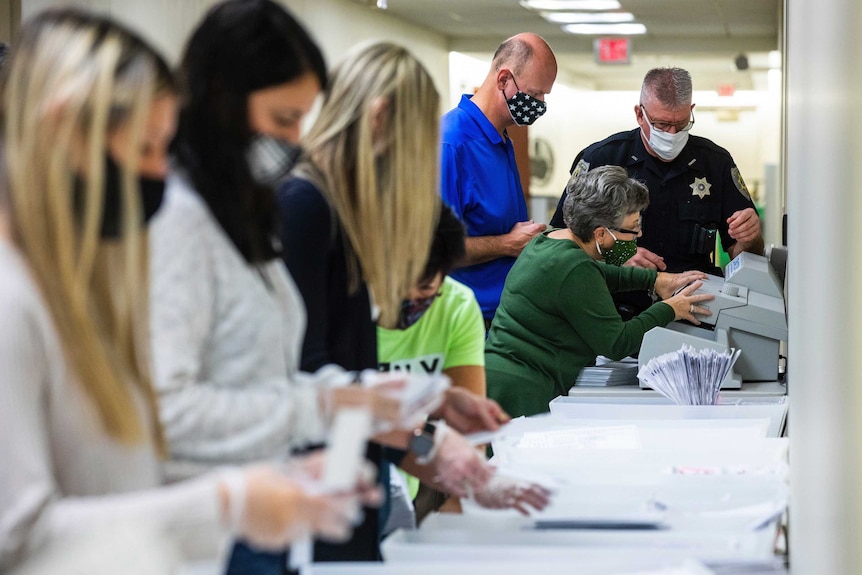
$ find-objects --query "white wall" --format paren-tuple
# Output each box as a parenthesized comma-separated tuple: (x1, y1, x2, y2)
(787, 0, 862, 571)
(20, 0, 450, 105)
(282, 0, 448, 101)
(524, 89, 780, 203)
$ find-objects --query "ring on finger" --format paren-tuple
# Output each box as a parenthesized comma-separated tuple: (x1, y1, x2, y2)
(689, 304, 695, 314)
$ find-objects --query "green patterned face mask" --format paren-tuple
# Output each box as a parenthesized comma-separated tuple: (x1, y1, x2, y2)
(602, 228, 638, 266)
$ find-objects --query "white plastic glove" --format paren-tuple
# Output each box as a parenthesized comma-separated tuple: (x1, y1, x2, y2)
(327, 371, 448, 433)
(427, 425, 493, 498)
(218, 456, 382, 550)
(470, 474, 553, 516)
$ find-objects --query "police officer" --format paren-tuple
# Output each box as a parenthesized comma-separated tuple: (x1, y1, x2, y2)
(549, 67, 763, 316)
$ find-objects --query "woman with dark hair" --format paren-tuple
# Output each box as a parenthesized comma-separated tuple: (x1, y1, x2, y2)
(151, 0, 336, 484)
(486, 165, 715, 418)
(149, 2, 401, 573)
(173, 0, 326, 262)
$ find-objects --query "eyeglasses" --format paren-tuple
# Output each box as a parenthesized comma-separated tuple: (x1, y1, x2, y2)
(610, 215, 642, 236)
(640, 104, 694, 133)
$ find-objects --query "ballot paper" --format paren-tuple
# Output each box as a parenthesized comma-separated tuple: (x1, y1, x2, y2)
(637, 344, 742, 405)
(572, 356, 639, 388)
(290, 407, 373, 569)
(574, 361, 640, 387)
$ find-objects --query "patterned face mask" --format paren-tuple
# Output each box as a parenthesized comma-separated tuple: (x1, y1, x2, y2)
(397, 293, 440, 330)
(246, 133, 302, 187)
(602, 228, 638, 266)
(503, 74, 547, 127)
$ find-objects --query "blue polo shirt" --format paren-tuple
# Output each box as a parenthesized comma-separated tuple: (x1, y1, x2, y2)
(440, 94, 527, 320)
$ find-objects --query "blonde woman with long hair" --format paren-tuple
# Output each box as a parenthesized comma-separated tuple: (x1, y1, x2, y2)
(0, 9, 378, 570)
(285, 41, 440, 347)
(278, 42, 516, 561)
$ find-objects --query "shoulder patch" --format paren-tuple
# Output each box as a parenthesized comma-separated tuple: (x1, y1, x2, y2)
(731, 166, 751, 202)
(572, 159, 590, 179)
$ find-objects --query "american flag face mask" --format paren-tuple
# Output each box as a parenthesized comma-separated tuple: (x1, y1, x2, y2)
(503, 74, 547, 127)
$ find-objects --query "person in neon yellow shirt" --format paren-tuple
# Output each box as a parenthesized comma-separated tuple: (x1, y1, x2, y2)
(378, 205, 492, 527)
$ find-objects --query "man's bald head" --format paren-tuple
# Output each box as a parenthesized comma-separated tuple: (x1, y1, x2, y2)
(492, 33, 557, 77)
(471, 32, 557, 133)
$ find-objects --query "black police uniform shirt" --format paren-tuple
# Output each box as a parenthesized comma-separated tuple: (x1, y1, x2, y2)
(549, 128, 758, 275)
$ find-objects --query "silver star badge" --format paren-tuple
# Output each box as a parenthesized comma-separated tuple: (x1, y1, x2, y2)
(690, 177, 712, 199)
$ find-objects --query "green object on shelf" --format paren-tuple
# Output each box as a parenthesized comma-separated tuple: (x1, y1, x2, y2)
(717, 236, 730, 271)
(716, 202, 764, 271)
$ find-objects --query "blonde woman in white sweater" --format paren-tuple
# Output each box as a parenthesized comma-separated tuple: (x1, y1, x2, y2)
(0, 9, 378, 571)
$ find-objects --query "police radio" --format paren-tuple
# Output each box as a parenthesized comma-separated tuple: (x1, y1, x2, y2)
(690, 222, 717, 256)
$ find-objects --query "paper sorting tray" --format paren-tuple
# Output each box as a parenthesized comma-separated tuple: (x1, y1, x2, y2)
(549, 396, 788, 438)
(381, 514, 779, 564)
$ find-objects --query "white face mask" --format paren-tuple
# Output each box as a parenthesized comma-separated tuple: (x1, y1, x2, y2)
(647, 126, 689, 161)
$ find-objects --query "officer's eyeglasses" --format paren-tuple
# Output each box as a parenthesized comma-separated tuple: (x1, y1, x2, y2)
(640, 104, 695, 133)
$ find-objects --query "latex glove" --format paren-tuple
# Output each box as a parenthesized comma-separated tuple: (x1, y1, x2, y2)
(329, 384, 403, 429)
(219, 457, 382, 550)
(331, 371, 448, 431)
(429, 426, 493, 498)
(431, 387, 510, 434)
(470, 474, 553, 516)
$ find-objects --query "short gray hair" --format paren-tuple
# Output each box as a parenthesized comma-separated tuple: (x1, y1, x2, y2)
(640, 67, 692, 108)
(562, 166, 650, 241)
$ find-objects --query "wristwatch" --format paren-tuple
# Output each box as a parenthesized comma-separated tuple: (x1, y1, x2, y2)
(409, 421, 437, 462)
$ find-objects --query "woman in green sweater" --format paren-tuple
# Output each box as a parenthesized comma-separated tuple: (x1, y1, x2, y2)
(486, 165, 714, 418)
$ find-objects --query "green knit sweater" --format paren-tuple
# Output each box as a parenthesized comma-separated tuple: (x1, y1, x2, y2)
(486, 230, 675, 418)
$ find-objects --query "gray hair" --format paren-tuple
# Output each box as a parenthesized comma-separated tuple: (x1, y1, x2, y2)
(640, 67, 692, 108)
(563, 165, 650, 241)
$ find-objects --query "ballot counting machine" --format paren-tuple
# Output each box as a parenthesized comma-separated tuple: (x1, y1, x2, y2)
(639, 250, 788, 389)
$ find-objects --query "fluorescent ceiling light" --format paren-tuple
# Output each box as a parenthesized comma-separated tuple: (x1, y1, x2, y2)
(541, 11, 634, 23)
(563, 22, 647, 34)
(520, 0, 621, 11)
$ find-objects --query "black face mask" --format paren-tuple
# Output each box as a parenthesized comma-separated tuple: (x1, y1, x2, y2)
(73, 153, 166, 238)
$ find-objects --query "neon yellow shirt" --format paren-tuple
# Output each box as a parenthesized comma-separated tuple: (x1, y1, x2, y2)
(378, 276, 485, 498)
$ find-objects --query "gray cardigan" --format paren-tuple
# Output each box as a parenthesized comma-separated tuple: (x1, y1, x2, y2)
(149, 172, 342, 479)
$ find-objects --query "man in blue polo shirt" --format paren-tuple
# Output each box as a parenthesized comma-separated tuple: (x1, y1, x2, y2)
(440, 33, 557, 327)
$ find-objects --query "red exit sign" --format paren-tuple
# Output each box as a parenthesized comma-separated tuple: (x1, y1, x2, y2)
(594, 38, 630, 65)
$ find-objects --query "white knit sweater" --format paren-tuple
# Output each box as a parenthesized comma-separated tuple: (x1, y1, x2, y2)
(149, 172, 338, 480)
(0, 240, 228, 571)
